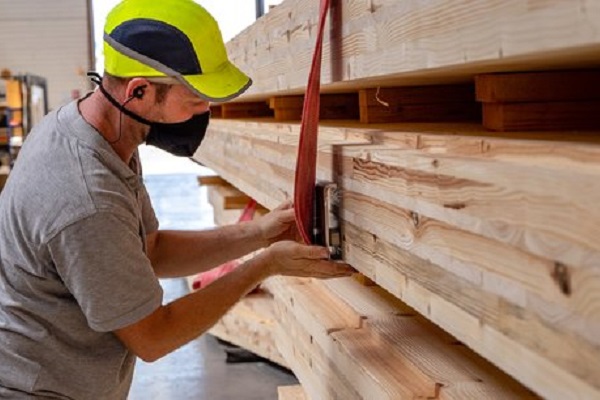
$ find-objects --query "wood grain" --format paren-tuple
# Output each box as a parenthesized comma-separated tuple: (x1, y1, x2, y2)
(475, 70, 600, 102)
(482, 101, 600, 131)
(194, 118, 600, 399)
(277, 385, 308, 400)
(225, 0, 600, 100)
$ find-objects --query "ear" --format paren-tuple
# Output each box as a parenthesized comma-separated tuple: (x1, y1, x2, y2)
(125, 78, 151, 101)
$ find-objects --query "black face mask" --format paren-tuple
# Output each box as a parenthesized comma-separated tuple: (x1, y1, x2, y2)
(145, 112, 209, 157)
(88, 72, 210, 157)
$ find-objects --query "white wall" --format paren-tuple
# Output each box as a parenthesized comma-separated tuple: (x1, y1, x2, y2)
(0, 0, 92, 110)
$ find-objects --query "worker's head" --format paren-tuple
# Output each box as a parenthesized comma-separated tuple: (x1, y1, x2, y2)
(94, 0, 252, 156)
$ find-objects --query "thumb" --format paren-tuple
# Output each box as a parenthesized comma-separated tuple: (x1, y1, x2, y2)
(274, 200, 294, 211)
(299, 245, 330, 260)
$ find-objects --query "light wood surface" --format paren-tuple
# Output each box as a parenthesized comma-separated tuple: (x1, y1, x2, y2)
(196, 172, 535, 399)
(193, 119, 600, 399)
(227, 0, 600, 100)
(195, 2, 600, 396)
(278, 385, 308, 400)
(266, 276, 536, 400)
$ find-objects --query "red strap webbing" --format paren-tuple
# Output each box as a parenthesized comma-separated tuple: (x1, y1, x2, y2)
(294, 0, 331, 244)
(191, 199, 257, 290)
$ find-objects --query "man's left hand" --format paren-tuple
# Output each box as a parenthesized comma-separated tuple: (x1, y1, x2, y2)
(254, 200, 302, 246)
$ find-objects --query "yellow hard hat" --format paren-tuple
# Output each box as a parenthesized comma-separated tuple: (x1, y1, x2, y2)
(104, 0, 252, 102)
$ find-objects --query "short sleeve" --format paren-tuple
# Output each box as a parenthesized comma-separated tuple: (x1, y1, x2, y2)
(48, 211, 163, 332)
(139, 182, 159, 235)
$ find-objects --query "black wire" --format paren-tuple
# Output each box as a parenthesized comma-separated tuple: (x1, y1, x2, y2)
(109, 95, 136, 144)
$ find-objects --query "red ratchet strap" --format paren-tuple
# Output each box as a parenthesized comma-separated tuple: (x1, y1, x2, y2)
(192, 199, 258, 290)
(294, 0, 331, 244)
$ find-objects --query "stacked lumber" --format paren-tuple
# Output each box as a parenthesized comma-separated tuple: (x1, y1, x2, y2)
(475, 71, 600, 131)
(196, 174, 537, 399)
(205, 289, 287, 368)
(196, 120, 600, 398)
(190, 0, 600, 398)
(267, 275, 537, 399)
(227, 0, 600, 98)
(198, 175, 267, 225)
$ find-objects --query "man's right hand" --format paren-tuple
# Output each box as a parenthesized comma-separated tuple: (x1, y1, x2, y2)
(263, 240, 355, 279)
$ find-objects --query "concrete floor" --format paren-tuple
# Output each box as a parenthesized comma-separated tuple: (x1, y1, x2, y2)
(128, 146, 298, 399)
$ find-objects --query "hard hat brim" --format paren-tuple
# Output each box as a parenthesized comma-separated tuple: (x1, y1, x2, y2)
(180, 61, 252, 103)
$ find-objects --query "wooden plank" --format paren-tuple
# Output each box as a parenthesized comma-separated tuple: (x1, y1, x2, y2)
(360, 101, 481, 124)
(270, 93, 359, 121)
(482, 101, 600, 131)
(330, 327, 438, 399)
(360, 85, 476, 106)
(439, 382, 535, 400)
(221, 101, 272, 119)
(475, 70, 600, 102)
(367, 318, 537, 399)
(208, 293, 287, 368)
(274, 312, 363, 400)
(209, 104, 223, 118)
(197, 175, 227, 186)
(189, 273, 286, 367)
(359, 85, 480, 123)
(268, 277, 362, 351)
(322, 277, 416, 318)
(206, 184, 251, 210)
(225, 0, 600, 100)
(277, 385, 307, 400)
(269, 96, 304, 121)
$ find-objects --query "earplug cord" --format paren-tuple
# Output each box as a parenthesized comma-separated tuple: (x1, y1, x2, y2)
(87, 72, 150, 144)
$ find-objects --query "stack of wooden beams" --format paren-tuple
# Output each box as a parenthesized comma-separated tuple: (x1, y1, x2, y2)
(227, 0, 600, 98)
(196, 176, 537, 399)
(475, 71, 600, 131)
(191, 0, 600, 398)
(196, 119, 600, 399)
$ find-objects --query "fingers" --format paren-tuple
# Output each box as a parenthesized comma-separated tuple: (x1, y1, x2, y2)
(278, 208, 296, 223)
(274, 200, 293, 211)
(297, 245, 330, 260)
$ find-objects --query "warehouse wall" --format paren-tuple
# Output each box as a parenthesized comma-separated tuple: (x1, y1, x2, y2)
(0, 0, 93, 110)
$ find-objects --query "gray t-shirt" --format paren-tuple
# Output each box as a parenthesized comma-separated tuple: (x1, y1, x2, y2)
(0, 100, 163, 399)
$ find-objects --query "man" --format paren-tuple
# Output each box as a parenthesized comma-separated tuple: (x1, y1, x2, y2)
(0, 0, 353, 398)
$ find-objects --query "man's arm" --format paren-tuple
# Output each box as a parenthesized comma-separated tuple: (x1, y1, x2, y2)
(115, 241, 353, 362)
(146, 223, 265, 278)
(147, 202, 298, 278)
